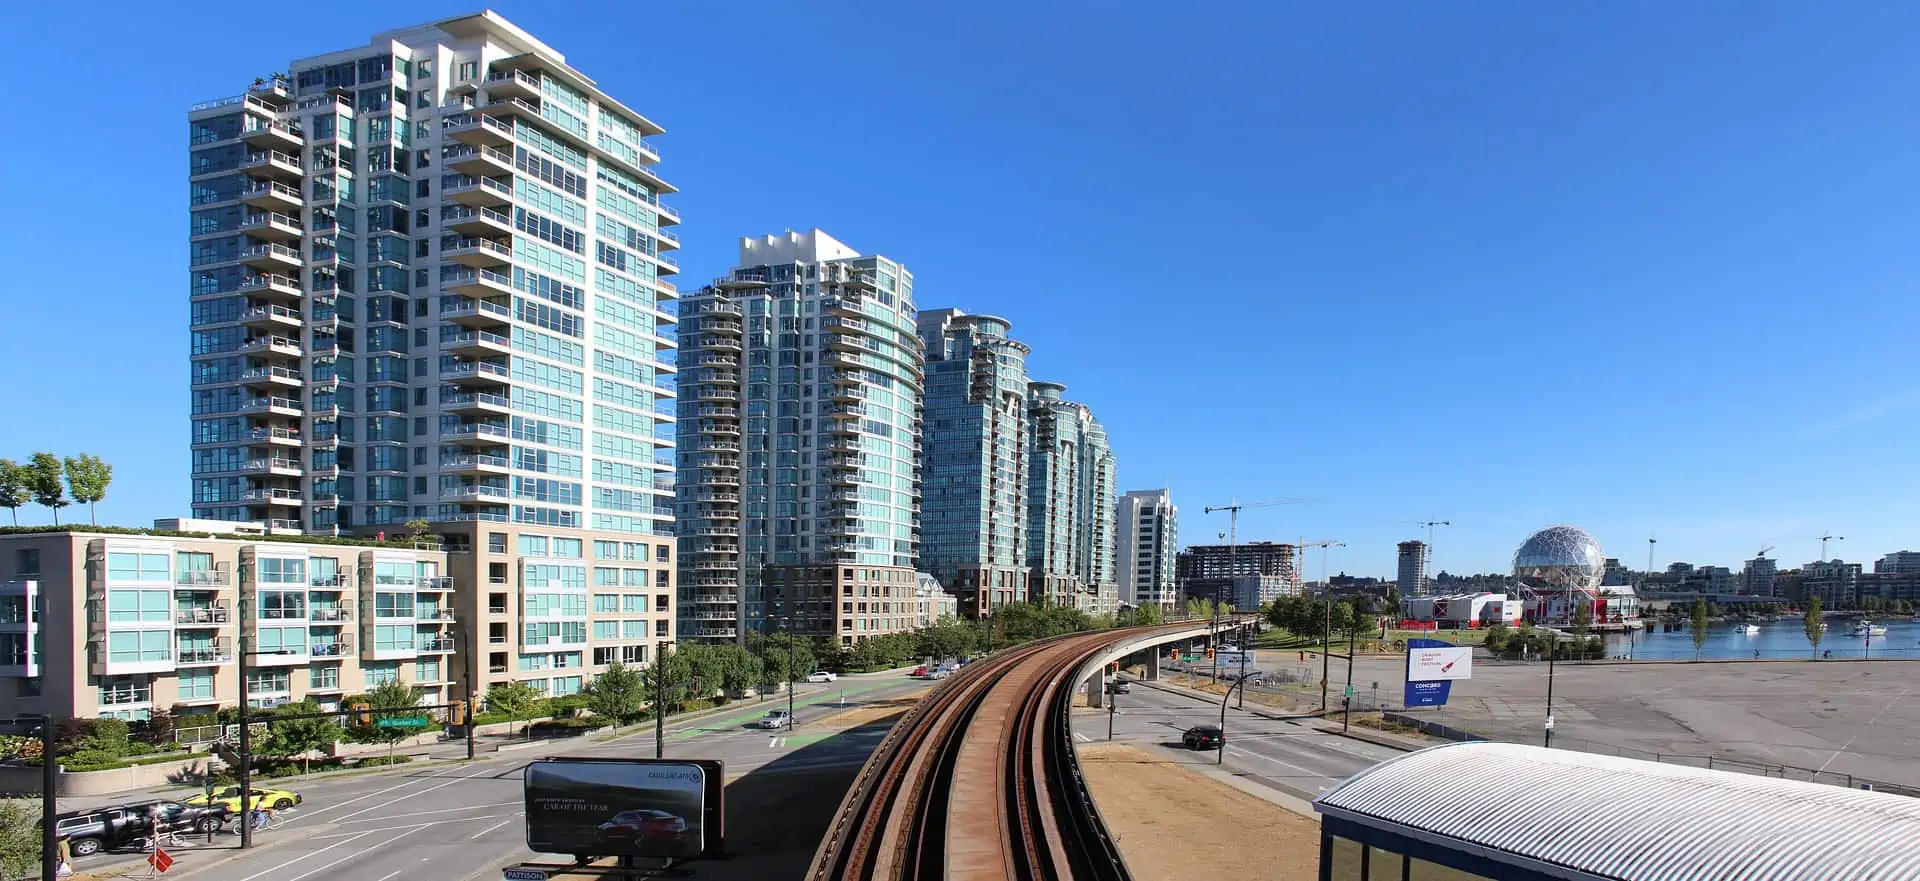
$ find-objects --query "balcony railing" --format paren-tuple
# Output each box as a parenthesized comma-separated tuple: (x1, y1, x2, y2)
(309, 642, 350, 658)
(175, 607, 230, 624)
(176, 570, 231, 587)
(308, 607, 351, 622)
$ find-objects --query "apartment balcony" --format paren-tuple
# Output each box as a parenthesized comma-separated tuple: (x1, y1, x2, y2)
(694, 301, 743, 318)
(241, 119, 303, 151)
(309, 572, 354, 590)
(442, 391, 512, 416)
(823, 295, 867, 316)
(418, 576, 454, 592)
(702, 314, 742, 336)
(444, 422, 512, 447)
(240, 150, 303, 180)
(239, 396, 303, 417)
(698, 419, 740, 436)
(480, 96, 543, 122)
(442, 268, 513, 298)
(699, 334, 742, 353)
(484, 68, 543, 101)
(241, 181, 303, 212)
(239, 212, 303, 241)
(238, 274, 302, 301)
(444, 144, 515, 177)
(174, 606, 230, 625)
(441, 452, 510, 475)
(443, 237, 513, 268)
(444, 175, 513, 207)
(242, 488, 305, 507)
(443, 329, 512, 357)
(240, 366, 303, 390)
(238, 335, 302, 359)
(175, 645, 234, 667)
(308, 607, 352, 622)
(691, 385, 738, 402)
(685, 490, 740, 503)
(683, 470, 741, 487)
(443, 112, 515, 146)
(690, 438, 741, 453)
(309, 638, 353, 658)
(175, 568, 232, 590)
(441, 297, 512, 328)
(417, 638, 456, 654)
(443, 205, 514, 236)
(237, 305, 302, 333)
(693, 354, 739, 369)
(692, 405, 739, 419)
(443, 484, 509, 503)
(417, 607, 458, 622)
(824, 438, 863, 453)
(238, 243, 303, 273)
(442, 359, 511, 386)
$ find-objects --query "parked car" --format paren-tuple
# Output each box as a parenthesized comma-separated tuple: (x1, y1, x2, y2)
(1105, 679, 1132, 694)
(757, 710, 794, 729)
(806, 671, 837, 683)
(910, 666, 930, 678)
(1182, 724, 1225, 750)
(184, 785, 301, 813)
(53, 800, 226, 856)
(596, 809, 689, 845)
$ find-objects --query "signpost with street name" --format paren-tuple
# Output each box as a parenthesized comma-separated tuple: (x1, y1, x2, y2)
(375, 716, 431, 729)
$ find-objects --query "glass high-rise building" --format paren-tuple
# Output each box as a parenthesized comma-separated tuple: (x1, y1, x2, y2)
(186, 12, 680, 698)
(1117, 489, 1179, 609)
(675, 230, 923, 645)
(1026, 382, 1118, 615)
(917, 309, 1031, 619)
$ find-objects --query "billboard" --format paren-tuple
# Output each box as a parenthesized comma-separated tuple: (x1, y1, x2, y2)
(1403, 638, 1472, 709)
(523, 758, 725, 860)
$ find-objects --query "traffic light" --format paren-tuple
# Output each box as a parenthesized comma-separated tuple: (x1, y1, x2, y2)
(449, 699, 467, 725)
(1205, 648, 1215, 660)
(349, 702, 371, 727)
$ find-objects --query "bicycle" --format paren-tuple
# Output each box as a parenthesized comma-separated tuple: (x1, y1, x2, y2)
(247, 807, 281, 832)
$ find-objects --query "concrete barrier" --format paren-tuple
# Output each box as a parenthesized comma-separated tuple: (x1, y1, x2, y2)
(0, 756, 219, 798)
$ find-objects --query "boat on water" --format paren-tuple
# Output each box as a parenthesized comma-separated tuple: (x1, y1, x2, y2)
(1740, 624, 1761, 635)
(1851, 620, 1889, 636)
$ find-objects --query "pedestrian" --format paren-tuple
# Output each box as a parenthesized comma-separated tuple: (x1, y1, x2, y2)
(55, 834, 73, 878)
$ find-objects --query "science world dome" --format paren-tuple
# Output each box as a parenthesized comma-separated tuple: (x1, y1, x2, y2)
(1512, 525, 1606, 591)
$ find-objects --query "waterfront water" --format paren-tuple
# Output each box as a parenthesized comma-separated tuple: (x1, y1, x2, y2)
(1603, 618, 1920, 660)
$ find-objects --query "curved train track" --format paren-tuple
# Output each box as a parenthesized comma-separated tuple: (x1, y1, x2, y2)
(809, 625, 1194, 881)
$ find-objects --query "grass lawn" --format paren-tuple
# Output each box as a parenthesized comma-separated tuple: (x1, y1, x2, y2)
(1384, 628, 1489, 645)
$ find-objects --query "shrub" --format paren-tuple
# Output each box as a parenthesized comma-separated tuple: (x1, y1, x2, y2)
(528, 717, 609, 737)
(356, 755, 413, 768)
(123, 741, 158, 756)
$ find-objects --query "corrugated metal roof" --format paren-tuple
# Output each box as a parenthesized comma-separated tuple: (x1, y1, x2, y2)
(1315, 741, 1920, 881)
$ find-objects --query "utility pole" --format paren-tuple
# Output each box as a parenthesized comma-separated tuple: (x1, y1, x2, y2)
(654, 640, 672, 759)
(1342, 612, 1357, 733)
(237, 634, 254, 850)
(1298, 540, 1345, 713)
(36, 585, 53, 881)
(1544, 631, 1558, 748)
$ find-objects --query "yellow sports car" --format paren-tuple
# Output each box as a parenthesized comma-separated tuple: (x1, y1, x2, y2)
(184, 785, 302, 813)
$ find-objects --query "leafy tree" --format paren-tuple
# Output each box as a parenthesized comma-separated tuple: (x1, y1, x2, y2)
(710, 645, 762, 699)
(24, 453, 66, 526)
(1804, 597, 1825, 656)
(0, 799, 40, 880)
(357, 680, 423, 756)
(754, 632, 815, 694)
(1117, 604, 1164, 627)
(1345, 601, 1374, 637)
(643, 646, 695, 714)
(915, 621, 976, 662)
(135, 707, 176, 748)
(0, 460, 27, 527)
(485, 680, 546, 732)
(1690, 596, 1710, 660)
(262, 700, 341, 775)
(61, 454, 112, 526)
(1572, 602, 1592, 638)
(584, 661, 647, 729)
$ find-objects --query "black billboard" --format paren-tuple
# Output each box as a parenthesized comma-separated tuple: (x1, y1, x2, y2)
(523, 757, 725, 860)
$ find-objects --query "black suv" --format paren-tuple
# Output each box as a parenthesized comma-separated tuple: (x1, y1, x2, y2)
(54, 800, 227, 856)
(1182, 724, 1225, 750)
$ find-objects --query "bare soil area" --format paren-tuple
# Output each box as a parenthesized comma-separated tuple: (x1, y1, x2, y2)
(1078, 743, 1320, 881)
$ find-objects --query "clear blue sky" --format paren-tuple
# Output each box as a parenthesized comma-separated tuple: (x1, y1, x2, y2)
(4, 2, 1918, 578)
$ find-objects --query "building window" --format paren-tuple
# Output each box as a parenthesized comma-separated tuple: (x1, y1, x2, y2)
(15, 549, 39, 577)
(309, 665, 340, 690)
(107, 553, 170, 583)
(178, 669, 215, 700)
(458, 61, 478, 81)
(244, 669, 290, 695)
(99, 676, 152, 706)
(488, 533, 508, 554)
(364, 662, 402, 686)
(107, 630, 171, 664)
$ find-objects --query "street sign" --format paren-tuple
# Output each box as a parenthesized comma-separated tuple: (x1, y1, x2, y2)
(375, 716, 431, 729)
(1544, 715, 1556, 730)
(149, 848, 175, 874)
(1344, 686, 1354, 697)
(503, 870, 549, 881)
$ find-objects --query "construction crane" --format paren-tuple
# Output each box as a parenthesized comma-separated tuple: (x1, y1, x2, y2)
(1204, 498, 1310, 551)
(1394, 520, 1450, 595)
(1817, 533, 1844, 562)
(1756, 544, 1774, 559)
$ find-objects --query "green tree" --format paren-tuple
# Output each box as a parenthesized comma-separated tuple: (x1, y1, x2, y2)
(485, 680, 546, 733)
(262, 700, 341, 775)
(24, 452, 66, 526)
(915, 621, 976, 662)
(0, 799, 40, 879)
(358, 680, 424, 756)
(644, 646, 695, 715)
(403, 518, 433, 540)
(1804, 597, 1825, 657)
(710, 645, 762, 699)
(583, 661, 647, 729)
(754, 632, 815, 695)
(1572, 601, 1592, 639)
(0, 460, 27, 527)
(61, 453, 112, 526)
(1118, 604, 1164, 627)
(1690, 596, 1710, 661)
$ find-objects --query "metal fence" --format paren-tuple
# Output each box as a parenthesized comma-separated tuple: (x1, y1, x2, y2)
(1382, 712, 1920, 798)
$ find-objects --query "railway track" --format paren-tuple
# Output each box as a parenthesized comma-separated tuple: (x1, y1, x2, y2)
(808, 626, 1185, 881)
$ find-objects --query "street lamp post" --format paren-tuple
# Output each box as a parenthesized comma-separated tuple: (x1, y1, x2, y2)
(1217, 673, 1252, 765)
(1544, 632, 1558, 748)
(1342, 611, 1357, 733)
(34, 585, 54, 881)
(451, 624, 476, 761)
(234, 639, 291, 850)
(654, 639, 675, 759)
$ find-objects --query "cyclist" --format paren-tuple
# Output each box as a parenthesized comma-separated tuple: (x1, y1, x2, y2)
(250, 803, 275, 831)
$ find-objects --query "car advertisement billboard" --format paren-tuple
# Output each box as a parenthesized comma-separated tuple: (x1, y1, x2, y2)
(523, 758, 720, 859)
(1403, 638, 1472, 708)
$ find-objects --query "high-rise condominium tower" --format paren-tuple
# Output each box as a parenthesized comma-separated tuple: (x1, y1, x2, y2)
(1397, 540, 1427, 597)
(675, 230, 923, 645)
(187, 12, 681, 698)
(1116, 489, 1179, 609)
(1025, 382, 1117, 614)
(918, 310, 1032, 619)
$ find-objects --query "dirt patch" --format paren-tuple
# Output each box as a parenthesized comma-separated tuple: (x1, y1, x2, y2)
(810, 690, 928, 728)
(1078, 743, 1320, 881)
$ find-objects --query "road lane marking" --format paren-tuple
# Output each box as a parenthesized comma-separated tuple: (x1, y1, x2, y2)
(1074, 733, 1090, 743)
(470, 817, 517, 839)
(232, 830, 382, 881)
(337, 801, 522, 824)
(375, 872, 403, 881)
(328, 763, 503, 825)
(281, 769, 470, 827)
(275, 825, 432, 881)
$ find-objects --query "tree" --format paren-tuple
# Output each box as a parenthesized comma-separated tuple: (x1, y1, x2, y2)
(24, 453, 66, 526)
(754, 632, 815, 695)
(0, 799, 40, 880)
(136, 707, 176, 748)
(61, 454, 112, 526)
(262, 700, 341, 775)
(643, 646, 695, 715)
(0, 460, 27, 527)
(485, 680, 546, 733)
(1117, 604, 1164, 627)
(584, 662, 647, 729)
(404, 518, 433, 540)
(1572, 601, 1592, 639)
(1690, 596, 1710, 661)
(709, 645, 761, 699)
(1804, 597, 1825, 657)
(358, 679, 423, 756)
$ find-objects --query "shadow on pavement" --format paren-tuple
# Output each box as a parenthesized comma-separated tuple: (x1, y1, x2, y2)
(689, 714, 908, 881)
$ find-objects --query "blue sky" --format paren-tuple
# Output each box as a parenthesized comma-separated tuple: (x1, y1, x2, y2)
(3, 2, 1918, 577)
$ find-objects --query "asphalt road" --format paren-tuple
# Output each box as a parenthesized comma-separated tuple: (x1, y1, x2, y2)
(80, 672, 927, 881)
(1075, 678, 1405, 801)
